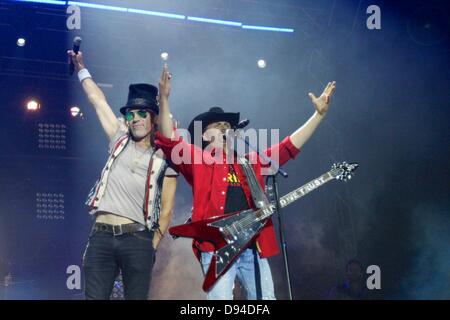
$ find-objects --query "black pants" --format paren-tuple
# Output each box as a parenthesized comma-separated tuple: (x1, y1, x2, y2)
(82, 228, 155, 300)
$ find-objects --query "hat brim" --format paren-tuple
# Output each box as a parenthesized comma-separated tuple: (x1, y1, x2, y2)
(188, 111, 240, 141)
(120, 102, 159, 116)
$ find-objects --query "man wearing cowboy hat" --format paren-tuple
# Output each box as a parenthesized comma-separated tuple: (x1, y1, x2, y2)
(68, 50, 177, 300)
(156, 65, 336, 299)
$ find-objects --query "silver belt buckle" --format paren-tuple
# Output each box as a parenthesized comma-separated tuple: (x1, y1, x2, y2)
(113, 224, 123, 236)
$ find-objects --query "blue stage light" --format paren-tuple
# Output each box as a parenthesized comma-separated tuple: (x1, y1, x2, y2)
(187, 16, 242, 27)
(17, 0, 66, 5)
(242, 25, 294, 33)
(67, 1, 127, 12)
(128, 8, 185, 20)
(14, 1, 294, 34)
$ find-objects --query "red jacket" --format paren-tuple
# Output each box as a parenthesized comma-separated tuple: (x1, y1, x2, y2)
(155, 132, 300, 259)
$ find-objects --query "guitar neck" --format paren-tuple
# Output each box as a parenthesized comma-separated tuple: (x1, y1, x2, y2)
(256, 171, 335, 221)
(280, 171, 335, 208)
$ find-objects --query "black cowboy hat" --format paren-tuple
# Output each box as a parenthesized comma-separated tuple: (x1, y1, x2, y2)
(119, 83, 159, 115)
(188, 107, 240, 142)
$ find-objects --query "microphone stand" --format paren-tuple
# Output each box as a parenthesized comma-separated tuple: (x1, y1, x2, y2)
(232, 128, 294, 300)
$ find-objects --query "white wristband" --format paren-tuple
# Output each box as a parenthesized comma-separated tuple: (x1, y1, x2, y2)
(78, 68, 92, 83)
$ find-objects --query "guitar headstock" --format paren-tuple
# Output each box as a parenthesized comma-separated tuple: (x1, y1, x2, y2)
(330, 162, 359, 181)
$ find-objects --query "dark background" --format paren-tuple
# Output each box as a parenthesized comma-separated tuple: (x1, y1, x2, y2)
(0, 0, 449, 299)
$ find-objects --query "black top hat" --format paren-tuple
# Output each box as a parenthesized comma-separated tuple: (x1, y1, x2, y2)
(188, 107, 240, 142)
(120, 83, 159, 115)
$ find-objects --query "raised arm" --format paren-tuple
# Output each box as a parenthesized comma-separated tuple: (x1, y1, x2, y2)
(68, 50, 119, 139)
(289, 81, 336, 149)
(158, 63, 174, 139)
(155, 64, 196, 183)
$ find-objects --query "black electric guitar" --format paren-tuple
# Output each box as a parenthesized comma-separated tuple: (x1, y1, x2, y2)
(169, 162, 359, 291)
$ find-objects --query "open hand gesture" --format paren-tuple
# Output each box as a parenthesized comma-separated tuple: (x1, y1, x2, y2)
(308, 81, 336, 116)
(158, 63, 172, 101)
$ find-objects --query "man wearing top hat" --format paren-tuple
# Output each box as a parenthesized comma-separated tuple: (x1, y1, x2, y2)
(68, 50, 177, 300)
(156, 64, 336, 299)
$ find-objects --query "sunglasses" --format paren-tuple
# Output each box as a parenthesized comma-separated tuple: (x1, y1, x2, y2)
(125, 110, 149, 121)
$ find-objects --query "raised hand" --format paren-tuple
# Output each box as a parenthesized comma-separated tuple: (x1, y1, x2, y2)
(158, 63, 172, 101)
(308, 81, 336, 116)
(67, 50, 86, 73)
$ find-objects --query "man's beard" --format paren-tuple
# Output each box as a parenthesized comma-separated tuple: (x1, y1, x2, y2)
(131, 127, 152, 142)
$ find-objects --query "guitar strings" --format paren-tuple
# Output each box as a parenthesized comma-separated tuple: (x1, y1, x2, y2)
(229, 173, 336, 233)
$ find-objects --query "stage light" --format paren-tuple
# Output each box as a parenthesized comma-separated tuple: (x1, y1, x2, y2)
(17, 0, 66, 5)
(17, 1, 295, 34)
(242, 25, 294, 33)
(128, 8, 185, 20)
(70, 106, 81, 117)
(187, 16, 242, 27)
(37, 123, 67, 150)
(161, 52, 169, 61)
(36, 192, 65, 220)
(257, 59, 267, 68)
(67, 1, 127, 12)
(17, 38, 26, 47)
(27, 100, 40, 111)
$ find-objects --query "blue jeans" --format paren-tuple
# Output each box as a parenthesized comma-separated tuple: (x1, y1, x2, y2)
(82, 228, 155, 300)
(201, 248, 276, 300)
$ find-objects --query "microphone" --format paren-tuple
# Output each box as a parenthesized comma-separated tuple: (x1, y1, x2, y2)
(225, 119, 250, 138)
(69, 36, 82, 75)
(233, 119, 250, 130)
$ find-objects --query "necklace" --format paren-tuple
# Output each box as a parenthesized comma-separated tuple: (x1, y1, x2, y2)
(131, 141, 152, 174)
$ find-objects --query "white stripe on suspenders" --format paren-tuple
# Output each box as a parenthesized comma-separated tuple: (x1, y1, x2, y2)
(144, 151, 166, 229)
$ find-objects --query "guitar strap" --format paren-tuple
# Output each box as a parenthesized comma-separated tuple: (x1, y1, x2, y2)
(237, 156, 269, 209)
